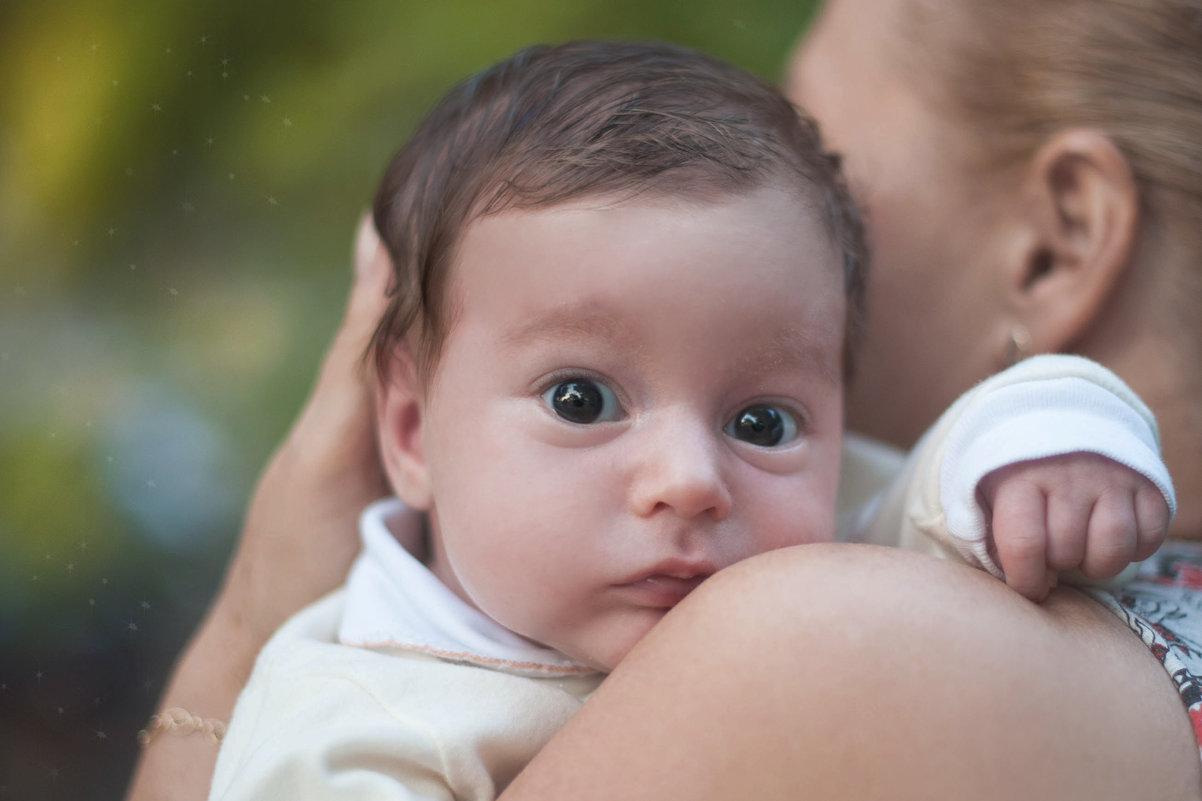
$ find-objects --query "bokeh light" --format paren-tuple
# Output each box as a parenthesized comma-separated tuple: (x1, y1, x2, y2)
(0, 2, 815, 797)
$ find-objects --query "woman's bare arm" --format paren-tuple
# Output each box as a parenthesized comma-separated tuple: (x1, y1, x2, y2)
(125, 216, 392, 801)
(506, 544, 1201, 801)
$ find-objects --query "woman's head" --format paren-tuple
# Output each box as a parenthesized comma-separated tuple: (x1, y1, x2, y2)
(789, 0, 1202, 447)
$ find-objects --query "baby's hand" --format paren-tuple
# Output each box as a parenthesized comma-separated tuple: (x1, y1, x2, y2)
(976, 453, 1169, 601)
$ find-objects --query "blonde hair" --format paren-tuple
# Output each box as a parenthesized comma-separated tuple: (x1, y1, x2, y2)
(909, 0, 1202, 236)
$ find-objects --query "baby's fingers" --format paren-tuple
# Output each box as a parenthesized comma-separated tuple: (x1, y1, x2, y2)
(1044, 485, 1090, 573)
(1133, 481, 1170, 561)
(1080, 491, 1138, 579)
(989, 480, 1053, 601)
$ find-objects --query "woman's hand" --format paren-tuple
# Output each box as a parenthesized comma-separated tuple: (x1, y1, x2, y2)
(223, 213, 392, 642)
(125, 214, 392, 801)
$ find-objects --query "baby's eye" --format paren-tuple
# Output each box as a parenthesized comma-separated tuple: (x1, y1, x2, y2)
(542, 378, 621, 425)
(724, 404, 799, 448)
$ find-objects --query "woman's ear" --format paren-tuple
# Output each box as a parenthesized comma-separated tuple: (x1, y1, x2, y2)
(376, 347, 433, 511)
(1007, 129, 1139, 353)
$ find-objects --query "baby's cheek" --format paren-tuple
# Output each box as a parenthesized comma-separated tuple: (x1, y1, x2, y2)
(763, 503, 837, 550)
(803, 526, 838, 545)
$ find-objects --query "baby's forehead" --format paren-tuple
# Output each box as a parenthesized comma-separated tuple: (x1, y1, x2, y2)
(455, 183, 842, 282)
(465, 180, 832, 249)
(446, 183, 848, 382)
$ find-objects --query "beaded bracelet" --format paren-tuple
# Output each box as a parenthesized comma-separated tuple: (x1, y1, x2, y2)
(137, 707, 227, 746)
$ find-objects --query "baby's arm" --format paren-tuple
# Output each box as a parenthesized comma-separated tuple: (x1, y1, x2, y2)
(850, 355, 1175, 600)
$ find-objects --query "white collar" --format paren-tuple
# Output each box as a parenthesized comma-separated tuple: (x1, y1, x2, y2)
(338, 498, 597, 677)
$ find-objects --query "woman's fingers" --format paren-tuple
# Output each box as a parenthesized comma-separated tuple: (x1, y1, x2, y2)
(231, 214, 393, 641)
(295, 212, 392, 447)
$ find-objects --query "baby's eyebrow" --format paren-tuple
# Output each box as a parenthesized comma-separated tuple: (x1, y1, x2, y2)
(742, 326, 842, 387)
(502, 302, 839, 385)
(501, 302, 639, 349)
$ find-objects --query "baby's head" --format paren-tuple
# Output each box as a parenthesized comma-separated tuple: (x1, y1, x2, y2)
(370, 40, 865, 671)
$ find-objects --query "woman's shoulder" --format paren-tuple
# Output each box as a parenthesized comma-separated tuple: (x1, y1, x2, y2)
(678, 544, 1201, 798)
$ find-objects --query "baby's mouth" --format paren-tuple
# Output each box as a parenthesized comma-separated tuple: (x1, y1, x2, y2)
(616, 572, 713, 608)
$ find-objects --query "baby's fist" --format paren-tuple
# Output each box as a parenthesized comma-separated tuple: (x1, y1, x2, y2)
(977, 452, 1169, 601)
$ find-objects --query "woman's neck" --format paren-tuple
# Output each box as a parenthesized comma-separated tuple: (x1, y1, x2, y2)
(1158, 396, 1202, 540)
(1080, 235, 1202, 539)
(1108, 338, 1202, 540)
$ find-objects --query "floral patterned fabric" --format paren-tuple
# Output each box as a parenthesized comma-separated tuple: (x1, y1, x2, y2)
(1083, 541, 1202, 759)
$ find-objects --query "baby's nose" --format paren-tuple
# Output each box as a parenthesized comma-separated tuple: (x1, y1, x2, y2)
(628, 414, 732, 522)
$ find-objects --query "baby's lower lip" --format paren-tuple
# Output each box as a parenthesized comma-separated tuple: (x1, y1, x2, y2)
(617, 574, 710, 608)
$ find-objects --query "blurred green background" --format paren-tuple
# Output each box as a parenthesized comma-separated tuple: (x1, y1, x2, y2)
(0, 1, 816, 797)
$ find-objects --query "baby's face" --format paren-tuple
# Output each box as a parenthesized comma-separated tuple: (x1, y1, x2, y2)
(405, 185, 846, 671)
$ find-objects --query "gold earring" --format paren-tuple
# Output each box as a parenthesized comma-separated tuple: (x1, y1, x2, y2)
(1004, 325, 1032, 366)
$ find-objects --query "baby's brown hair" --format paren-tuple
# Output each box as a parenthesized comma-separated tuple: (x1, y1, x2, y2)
(370, 40, 866, 382)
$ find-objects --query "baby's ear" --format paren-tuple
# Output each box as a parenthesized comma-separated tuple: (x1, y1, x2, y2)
(376, 346, 433, 511)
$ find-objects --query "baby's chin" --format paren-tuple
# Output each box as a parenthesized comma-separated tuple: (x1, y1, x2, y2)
(550, 608, 671, 674)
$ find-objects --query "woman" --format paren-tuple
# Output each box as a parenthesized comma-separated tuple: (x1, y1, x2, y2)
(126, 0, 1202, 797)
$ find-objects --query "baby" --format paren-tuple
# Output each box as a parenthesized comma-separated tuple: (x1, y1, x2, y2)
(209, 40, 1174, 800)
